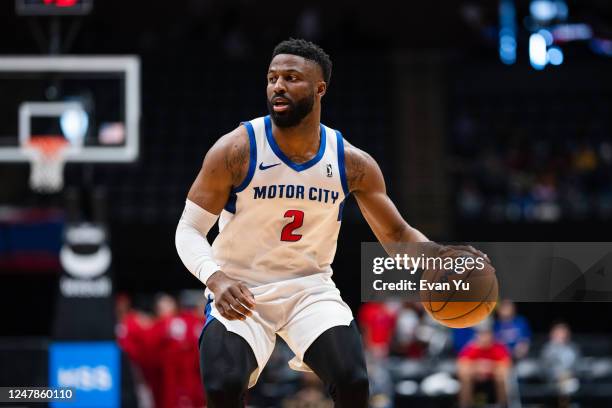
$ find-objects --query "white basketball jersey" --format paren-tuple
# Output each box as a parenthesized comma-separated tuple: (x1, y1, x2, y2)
(212, 115, 349, 286)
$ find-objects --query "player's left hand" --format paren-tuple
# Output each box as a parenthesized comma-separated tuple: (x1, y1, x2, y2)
(436, 244, 491, 264)
(207, 270, 256, 321)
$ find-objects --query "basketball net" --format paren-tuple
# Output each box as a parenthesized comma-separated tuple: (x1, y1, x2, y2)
(23, 135, 70, 193)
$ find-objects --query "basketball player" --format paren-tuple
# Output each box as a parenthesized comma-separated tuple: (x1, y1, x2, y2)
(176, 38, 487, 407)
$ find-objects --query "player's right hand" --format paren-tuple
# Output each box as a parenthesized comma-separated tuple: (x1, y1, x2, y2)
(206, 271, 256, 321)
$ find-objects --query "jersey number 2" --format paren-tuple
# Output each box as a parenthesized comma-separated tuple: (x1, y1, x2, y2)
(281, 209, 304, 242)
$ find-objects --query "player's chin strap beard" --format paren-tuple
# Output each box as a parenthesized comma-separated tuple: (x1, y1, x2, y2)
(267, 94, 314, 128)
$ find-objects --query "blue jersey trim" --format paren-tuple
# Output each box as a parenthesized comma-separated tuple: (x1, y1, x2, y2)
(233, 121, 257, 193)
(203, 295, 216, 329)
(264, 115, 326, 172)
(198, 295, 216, 348)
(224, 191, 237, 214)
(336, 130, 349, 196)
(337, 197, 348, 221)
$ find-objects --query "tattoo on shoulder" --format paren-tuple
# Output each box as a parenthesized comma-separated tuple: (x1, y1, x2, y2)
(346, 149, 367, 191)
(225, 140, 249, 186)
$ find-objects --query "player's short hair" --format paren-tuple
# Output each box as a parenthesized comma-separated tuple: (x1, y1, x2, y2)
(272, 38, 332, 85)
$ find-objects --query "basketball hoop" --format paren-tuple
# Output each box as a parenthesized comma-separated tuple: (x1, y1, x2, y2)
(22, 135, 70, 193)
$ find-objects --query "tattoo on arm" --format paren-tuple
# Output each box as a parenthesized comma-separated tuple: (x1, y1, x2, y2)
(346, 150, 367, 192)
(224, 142, 249, 186)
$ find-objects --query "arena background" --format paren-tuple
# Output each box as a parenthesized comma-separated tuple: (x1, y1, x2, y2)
(1, 0, 612, 407)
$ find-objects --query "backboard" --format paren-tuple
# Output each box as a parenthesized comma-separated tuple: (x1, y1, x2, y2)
(0, 56, 140, 163)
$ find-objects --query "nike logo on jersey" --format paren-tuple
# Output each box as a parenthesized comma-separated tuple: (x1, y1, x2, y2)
(259, 162, 281, 170)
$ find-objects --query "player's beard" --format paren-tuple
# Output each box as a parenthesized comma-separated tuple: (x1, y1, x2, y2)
(267, 92, 315, 128)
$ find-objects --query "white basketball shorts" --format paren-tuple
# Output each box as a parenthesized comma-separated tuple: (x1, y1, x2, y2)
(202, 272, 354, 388)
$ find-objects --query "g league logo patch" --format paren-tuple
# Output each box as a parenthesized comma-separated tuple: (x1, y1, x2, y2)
(326, 163, 333, 177)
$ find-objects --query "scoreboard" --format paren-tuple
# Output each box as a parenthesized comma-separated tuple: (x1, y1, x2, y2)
(16, 0, 93, 16)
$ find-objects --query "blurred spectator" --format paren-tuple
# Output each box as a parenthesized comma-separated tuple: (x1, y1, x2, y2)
(151, 293, 206, 408)
(116, 293, 206, 408)
(365, 352, 393, 408)
(573, 143, 598, 173)
(250, 339, 301, 405)
(282, 371, 332, 408)
(494, 299, 531, 359)
(457, 323, 511, 408)
(458, 181, 484, 219)
(390, 302, 423, 357)
(452, 101, 612, 222)
(391, 302, 450, 358)
(416, 308, 452, 357)
(115, 293, 131, 322)
(155, 293, 178, 319)
(358, 302, 399, 358)
(540, 322, 580, 396)
(452, 327, 476, 353)
(358, 302, 399, 406)
(115, 294, 157, 408)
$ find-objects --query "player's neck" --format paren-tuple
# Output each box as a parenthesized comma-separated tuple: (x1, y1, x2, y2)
(271, 112, 321, 153)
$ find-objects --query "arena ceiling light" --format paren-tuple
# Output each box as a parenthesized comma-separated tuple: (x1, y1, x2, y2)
(499, 0, 517, 65)
(529, 32, 549, 69)
(547, 47, 564, 66)
(531, 0, 555, 21)
(530, 0, 562, 22)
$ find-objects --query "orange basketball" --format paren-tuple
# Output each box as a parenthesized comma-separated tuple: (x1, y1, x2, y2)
(419, 251, 498, 328)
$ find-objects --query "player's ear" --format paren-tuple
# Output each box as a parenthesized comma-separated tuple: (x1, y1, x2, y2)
(317, 81, 327, 98)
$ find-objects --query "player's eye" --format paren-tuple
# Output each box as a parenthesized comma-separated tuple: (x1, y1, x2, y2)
(267, 76, 277, 83)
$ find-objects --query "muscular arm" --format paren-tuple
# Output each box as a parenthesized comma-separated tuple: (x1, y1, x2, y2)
(344, 143, 491, 263)
(178, 126, 255, 321)
(344, 142, 429, 245)
(187, 126, 249, 214)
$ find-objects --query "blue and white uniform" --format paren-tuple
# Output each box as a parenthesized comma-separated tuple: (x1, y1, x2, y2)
(205, 115, 354, 387)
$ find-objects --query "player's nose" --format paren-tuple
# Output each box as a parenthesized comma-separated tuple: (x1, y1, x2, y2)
(272, 77, 287, 93)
